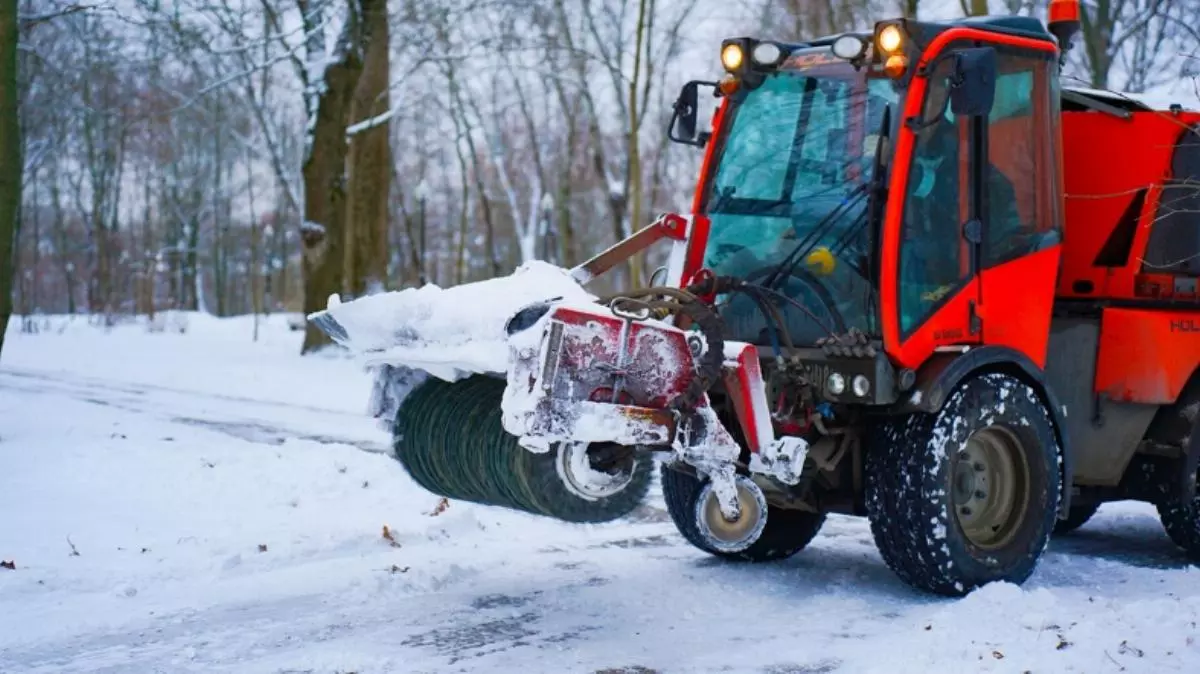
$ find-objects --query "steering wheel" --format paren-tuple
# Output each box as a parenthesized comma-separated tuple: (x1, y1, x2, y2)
(713, 256, 848, 347)
(748, 265, 847, 332)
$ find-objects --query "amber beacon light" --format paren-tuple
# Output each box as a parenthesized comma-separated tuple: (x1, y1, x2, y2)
(1047, 0, 1081, 58)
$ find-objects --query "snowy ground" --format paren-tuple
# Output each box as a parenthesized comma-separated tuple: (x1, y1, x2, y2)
(2, 314, 1199, 674)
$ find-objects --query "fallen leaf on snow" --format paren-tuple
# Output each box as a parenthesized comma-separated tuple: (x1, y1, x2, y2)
(390, 564, 409, 574)
(1119, 641, 1144, 658)
(257, 544, 268, 553)
(381, 525, 400, 548)
(1, 560, 14, 570)
(427, 498, 450, 517)
(992, 651, 1004, 660)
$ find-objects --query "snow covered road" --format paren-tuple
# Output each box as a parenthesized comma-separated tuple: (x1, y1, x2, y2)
(3, 315, 1200, 673)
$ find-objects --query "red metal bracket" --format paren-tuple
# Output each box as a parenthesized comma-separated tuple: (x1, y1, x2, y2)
(571, 213, 689, 284)
(686, 268, 717, 303)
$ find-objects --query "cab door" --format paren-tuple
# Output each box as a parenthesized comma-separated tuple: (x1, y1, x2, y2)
(887, 45, 982, 370)
(975, 49, 1064, 369)
(882, 34, 1063, 371)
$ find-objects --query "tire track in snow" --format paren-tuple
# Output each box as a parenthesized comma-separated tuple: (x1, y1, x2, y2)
(0, 368, 392, 455)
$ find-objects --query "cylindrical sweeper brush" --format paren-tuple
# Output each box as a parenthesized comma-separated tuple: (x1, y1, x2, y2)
(392, 374, 654, 522)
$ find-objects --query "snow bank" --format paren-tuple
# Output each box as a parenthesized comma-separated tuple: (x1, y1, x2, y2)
(872, 579, 1200, 673)
(316, 260, 595, 380)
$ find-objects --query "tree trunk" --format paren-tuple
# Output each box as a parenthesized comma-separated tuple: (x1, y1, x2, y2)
(962, 0, 988, 16)
(344, 0, 391, 298)
(0, 0, 17, 358)
(625, 0, 650, 288)
(300, 7, 366, 353)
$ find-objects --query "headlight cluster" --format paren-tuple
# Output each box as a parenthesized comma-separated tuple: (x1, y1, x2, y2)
(826, 372, 871, 399)
(827, 23, 908, 79)
(720, 38, 787, 75)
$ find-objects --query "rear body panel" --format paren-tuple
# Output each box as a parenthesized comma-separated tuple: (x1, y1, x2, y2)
(1057, 107, 1200, 302)
(1044, 317, 1158, 486)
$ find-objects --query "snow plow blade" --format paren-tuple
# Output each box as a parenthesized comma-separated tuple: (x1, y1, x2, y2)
(307, 311, 350, 346)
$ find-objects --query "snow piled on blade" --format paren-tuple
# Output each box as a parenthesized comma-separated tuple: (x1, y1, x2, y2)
(314, 261, 595, 380)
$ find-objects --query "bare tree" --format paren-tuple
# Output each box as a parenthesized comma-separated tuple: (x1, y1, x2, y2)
(0, 0, 18, 358)
(344, 0, 390, 297)
(300, 7, 363, 352)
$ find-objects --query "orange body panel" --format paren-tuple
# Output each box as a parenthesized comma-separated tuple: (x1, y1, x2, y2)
(1057, 111, 1186, 300)
(980, 246, 1061, 368)
(1094, 308, 1200, 404)
(1094, 309, 1200, 400)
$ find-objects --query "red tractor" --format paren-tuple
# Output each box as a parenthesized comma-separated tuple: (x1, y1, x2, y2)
(312, 1, 1200, 596)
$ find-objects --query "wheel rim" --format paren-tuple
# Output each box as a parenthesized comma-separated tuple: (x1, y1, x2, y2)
(555, 442, 637, 501)
(695, 475, 768, 553)
(952, 426, 1031, 550)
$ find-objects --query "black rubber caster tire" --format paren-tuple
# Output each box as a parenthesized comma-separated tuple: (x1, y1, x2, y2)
(865, 372, 1062, 596)
(661, 463, 825, 562)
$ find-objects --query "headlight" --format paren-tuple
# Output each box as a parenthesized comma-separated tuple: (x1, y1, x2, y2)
(721, 44, 744, 71)
(827, 372, 846, 395)
(852, 375, 871, 398)
(751, 42, 783, 66)
(877, 24, 903, 53)
(831, 35, 867, 60)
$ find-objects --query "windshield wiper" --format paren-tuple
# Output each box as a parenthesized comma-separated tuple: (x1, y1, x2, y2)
(863, 105, 892, 287)
(759, 183, 869, 290)
(710, 184, 792, 216)
(830, 104, 893, 283)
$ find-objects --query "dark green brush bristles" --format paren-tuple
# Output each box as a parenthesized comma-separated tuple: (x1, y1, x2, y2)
(392, 374, 653, 523)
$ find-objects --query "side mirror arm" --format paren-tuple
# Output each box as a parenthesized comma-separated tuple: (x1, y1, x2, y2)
(668, 80, 718, 148)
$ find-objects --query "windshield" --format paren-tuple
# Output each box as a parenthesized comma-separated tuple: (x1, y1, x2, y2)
(701, 60, 897, 347)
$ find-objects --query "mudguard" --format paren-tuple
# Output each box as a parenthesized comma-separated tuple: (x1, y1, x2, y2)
(892, 345, 1075, 516)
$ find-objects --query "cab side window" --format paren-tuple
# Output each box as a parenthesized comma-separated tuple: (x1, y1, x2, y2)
(897, 57, 969, 335)
(1143, 123, 1200, 275)
(984, 55, 1057, 266)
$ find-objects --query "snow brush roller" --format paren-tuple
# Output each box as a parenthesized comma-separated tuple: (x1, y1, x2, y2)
(308, 216, 742, 525)
(393, 374, 653, 522)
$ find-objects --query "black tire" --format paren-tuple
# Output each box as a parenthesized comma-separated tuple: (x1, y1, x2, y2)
(1143, 381, 1200, 561)
(865, 372, 1061, 596)
(1154, 445, 1200, 559)
(1158, 482, 1200, 560)
(1053, 503, 1100, 535)
(661, 463, 825, 562)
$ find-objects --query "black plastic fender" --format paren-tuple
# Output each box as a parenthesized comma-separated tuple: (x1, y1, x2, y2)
(891, 345, 1074, 516)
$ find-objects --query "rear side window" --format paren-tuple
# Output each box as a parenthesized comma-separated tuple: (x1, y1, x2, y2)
(984, 58, 1056, 268)
(1142, 125, 1200, 276)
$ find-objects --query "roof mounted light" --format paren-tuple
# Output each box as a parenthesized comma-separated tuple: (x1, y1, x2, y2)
(721, 43, 744, 72)
(1048, 0, 1081, 66)
(751, 42, 783, 67)
(884, 54, 909, 78)
(877, 24, 903, 54)
(831, 34, 868, 61)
